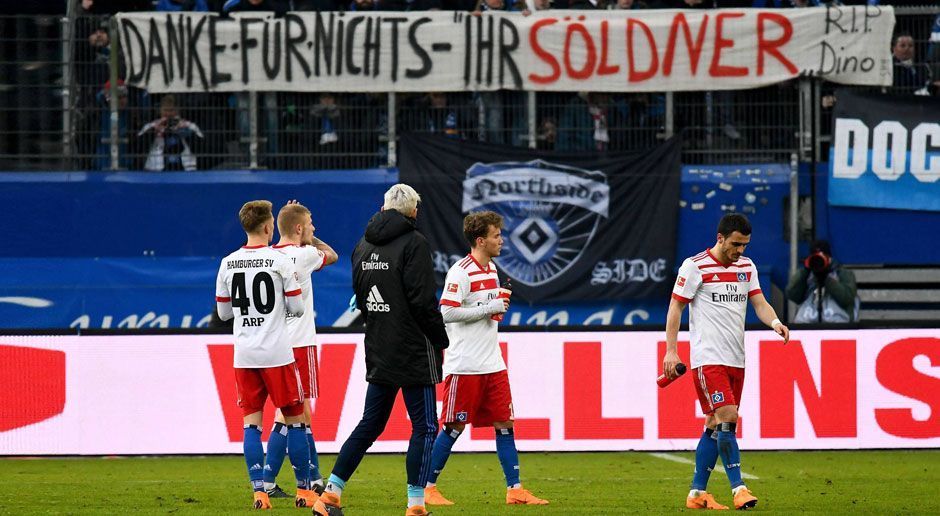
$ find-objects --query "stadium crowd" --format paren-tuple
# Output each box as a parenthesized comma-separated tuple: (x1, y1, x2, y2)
(68, 0, 940, 170)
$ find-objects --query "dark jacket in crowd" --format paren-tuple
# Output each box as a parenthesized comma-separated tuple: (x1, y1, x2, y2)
(352, 209, 449, 387)
(221, 0, 289, 15)
(893, 56, 931, 93)
(786, 257, 859, 323)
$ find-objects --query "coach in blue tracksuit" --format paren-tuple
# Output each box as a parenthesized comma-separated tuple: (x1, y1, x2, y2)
(314, 183, 449, 516)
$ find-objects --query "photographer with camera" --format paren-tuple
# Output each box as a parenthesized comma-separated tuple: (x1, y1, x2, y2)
(138, 95, 203, 171)
(786, 240, 859, 324)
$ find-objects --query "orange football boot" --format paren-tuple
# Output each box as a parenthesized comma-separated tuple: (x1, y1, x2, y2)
(506, 487, 549, 505)
(733, 487, 758, 510)
(686, 491, 729, 510)
(252, 491, 272, 510)
(312, 491, 343, 516)
(405, 505, 431, 516)
(295, 488, 319, 508)
(424, 485, 454, 505)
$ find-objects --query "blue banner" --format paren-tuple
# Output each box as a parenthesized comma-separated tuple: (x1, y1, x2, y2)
(828, 89, 940, 212)
(0, 256, 771, 329)
(0, 165, 781, 329)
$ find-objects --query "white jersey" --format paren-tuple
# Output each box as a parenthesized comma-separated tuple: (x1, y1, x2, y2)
(272, 243, 326, 348)
(439, 255, 506, 375)
(671, 249, 761, 369)
(216, 245, 302, 368)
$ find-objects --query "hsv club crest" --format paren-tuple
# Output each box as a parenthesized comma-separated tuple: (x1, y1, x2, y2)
(462, 160, 610, 287)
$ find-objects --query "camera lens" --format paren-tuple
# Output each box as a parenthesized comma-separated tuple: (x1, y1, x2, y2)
(808, 253, 826, 272)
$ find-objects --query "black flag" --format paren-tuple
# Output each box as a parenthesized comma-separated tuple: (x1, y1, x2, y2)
(399, 134, 682, 303)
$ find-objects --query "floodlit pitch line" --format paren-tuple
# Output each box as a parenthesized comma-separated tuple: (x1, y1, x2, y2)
(648, 452, 759, 480)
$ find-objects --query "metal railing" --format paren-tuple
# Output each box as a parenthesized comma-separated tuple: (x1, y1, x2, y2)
(0, 7, 937, 171)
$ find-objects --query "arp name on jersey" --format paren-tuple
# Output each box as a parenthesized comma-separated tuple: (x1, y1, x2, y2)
(243, 317, 265, 327)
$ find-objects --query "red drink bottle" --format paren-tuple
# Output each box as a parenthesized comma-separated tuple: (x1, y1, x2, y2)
(657, 363, 687, 388)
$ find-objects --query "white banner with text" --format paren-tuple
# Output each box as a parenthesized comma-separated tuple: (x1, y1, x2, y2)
(1, 329, 937, 455)
(116, 7, 894, 93)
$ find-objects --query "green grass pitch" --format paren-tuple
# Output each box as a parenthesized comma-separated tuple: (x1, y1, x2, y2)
(2, 450, 938, 514)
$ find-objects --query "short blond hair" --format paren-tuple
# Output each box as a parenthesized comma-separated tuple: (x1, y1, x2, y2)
(277, 202, 311, 236)
(383, 183, 421, 216)
(239, 200, 273, 233)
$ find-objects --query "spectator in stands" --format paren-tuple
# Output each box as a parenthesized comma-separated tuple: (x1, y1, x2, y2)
(156, 0, 210, 11)
(521, 0, 551, 13)
(77, 0, 151, 15)
(892, 32, 932, 95)
(536, 117, 557, 151)
(786, 240, 859, 324)
(752, 0, 819, 6)
(345, 93, 390, 167)
(223, 0, 284, 166)
(221, 0, 289, 16)
(609, 0, 649, 9)
(557, 92, 610, 152)
(930, 14, 940, 96)
(652, 1, 741, 140)
(468, 0, 525, 145)
(311, 92, 340, 147)
(568, 0, 603, 8)
(292, 0, 345, 9)
(94, 80, 150, 170)
(138, 95, 204, 172)
(410, 92, 467, 139)
(94, 80, 129, 170)
(86, 24, 110, 68)
(442, 0, 477, 10)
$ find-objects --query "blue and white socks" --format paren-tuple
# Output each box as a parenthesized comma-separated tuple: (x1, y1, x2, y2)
(263, 422, 317, 491)
(495, 428, 521, 488)
(716, 422, 744, 490)
(427, 427, 462, 486)
(244, 424, 266, 492)
(307, 426, 323, 487)
(691, 427, 719, 492)
(262, 422, 288, 492)
(286, 423, 311, 490)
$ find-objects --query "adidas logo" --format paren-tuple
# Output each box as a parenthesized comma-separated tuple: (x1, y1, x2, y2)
(249, 463, 263, 471)
(365, 285, 391, 312)
(712, 274, 720, 281)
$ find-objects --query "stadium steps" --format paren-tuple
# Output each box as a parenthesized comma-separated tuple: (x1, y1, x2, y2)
(847, 266, 940, 322)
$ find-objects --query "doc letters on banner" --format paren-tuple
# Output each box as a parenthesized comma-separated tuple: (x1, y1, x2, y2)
(398, 134, 681, 303)
(116, 7, 894, 93)
(829, 89, 940, 212)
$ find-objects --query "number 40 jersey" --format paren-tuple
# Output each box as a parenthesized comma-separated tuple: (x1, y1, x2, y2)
(215, 245, 304, 368)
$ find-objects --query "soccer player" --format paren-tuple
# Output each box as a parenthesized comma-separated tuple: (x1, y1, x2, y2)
(314, 184, 449, 516)
(215, 200, 319, 510)
(663, 213, 790, 511)
(261, 201, 338, 499)
(425, 211, 549, 507)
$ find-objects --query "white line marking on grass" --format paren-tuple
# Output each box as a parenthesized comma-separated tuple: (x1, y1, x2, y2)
(648, 453, 759, 480)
